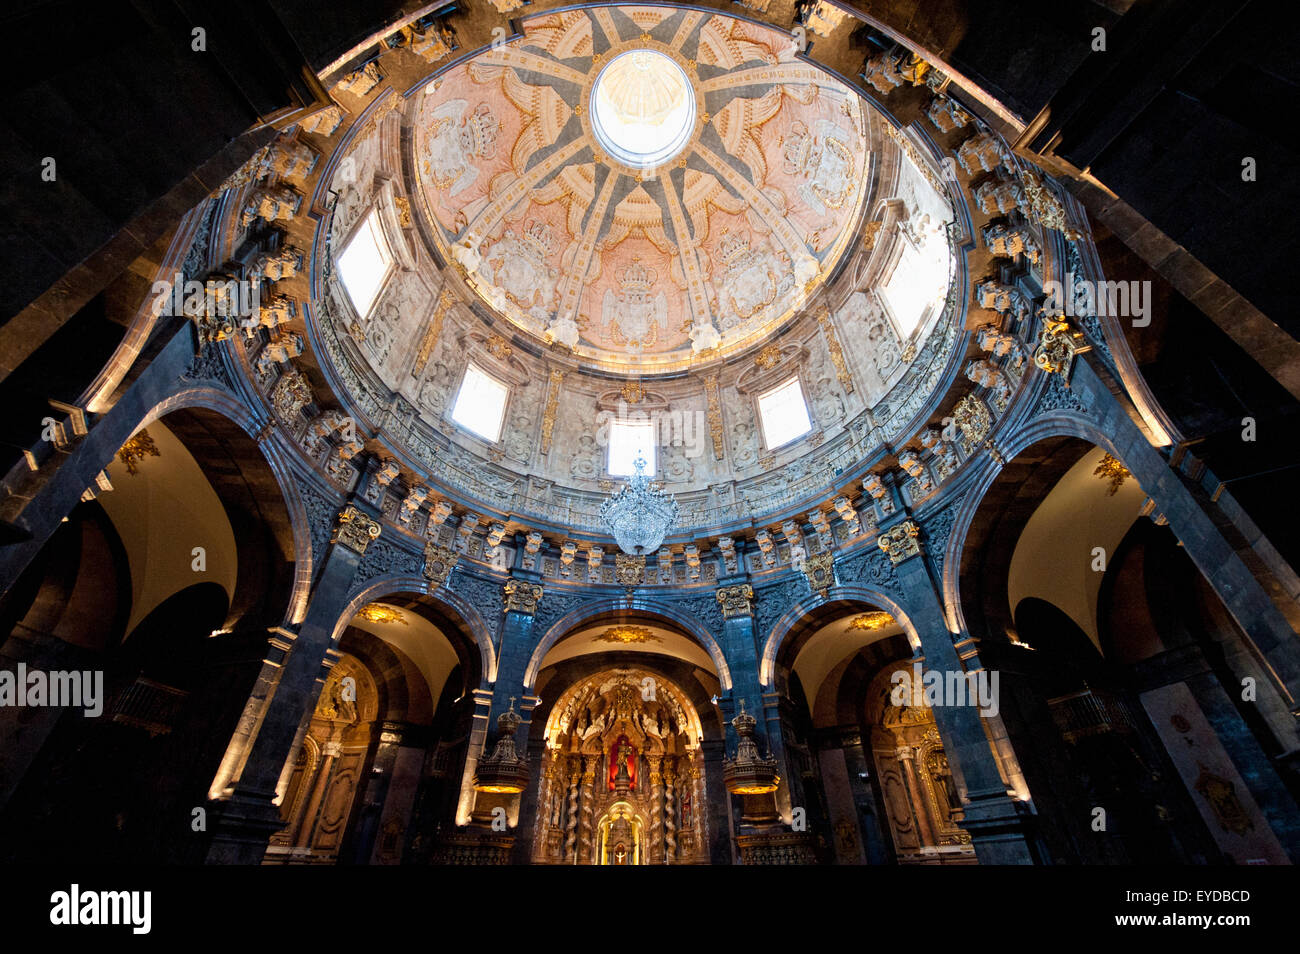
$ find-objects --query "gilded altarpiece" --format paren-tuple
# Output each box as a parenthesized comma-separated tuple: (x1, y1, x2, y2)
(865, 665, 975, 864)
(266, 656, 379, 863)
(532, 669, 707, 864)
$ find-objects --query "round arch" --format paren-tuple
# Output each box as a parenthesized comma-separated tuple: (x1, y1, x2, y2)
(334, 573, 497, 686)
(940, 408, 1122, 637)
(524, 597, 731, 693)
(138, 384, 314, 625)
(760, 583, 921, 689)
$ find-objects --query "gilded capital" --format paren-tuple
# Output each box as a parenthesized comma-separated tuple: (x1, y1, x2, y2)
(716, 583, 754, 618)
(333, 505, 381, 554)
(504, 577, 544, 615)
(877, 520, 921, 565)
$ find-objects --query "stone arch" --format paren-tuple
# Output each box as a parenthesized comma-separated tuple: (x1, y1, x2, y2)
(334, 573, 496, 688)
(524, 597, 731, 693)
(138, 384, 313, 626)
(760, 583, 921, 690)
(940, 408, 1122, 637)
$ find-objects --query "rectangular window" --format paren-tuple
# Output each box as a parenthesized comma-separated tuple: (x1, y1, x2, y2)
(337, 209, 393, 318)
(881, 240, 944, 340)
(757, 377, 812, 449)
(608, 420, 656, 477)
(450, 363, 509, 442)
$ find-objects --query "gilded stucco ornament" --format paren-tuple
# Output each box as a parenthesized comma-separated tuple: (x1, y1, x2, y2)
(803, 550, 835, 596)
(422, 542, 459, 587)
(1033, 316, 1090, 382)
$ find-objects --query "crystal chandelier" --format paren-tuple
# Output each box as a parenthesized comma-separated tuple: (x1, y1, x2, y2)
(600, 453, 679, 555)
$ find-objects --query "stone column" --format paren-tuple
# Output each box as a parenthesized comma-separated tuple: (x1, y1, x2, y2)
(0, 324, 196, 596)
(881, 520, 1034, 864)
(647, 755, 664, 863)
(206, 504, 381, 864)
(1071, 354, 1300, 727)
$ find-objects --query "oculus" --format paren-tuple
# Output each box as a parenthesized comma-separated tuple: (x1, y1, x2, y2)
(590, 49, 695, 168)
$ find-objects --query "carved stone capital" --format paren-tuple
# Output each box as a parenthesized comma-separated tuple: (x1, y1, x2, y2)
(503, 578, 544, 615)
(423, 543, 459, 587)
(333, 505, 381, 555)
(716, 583, 754, 619)
(877, 520, 921, 565)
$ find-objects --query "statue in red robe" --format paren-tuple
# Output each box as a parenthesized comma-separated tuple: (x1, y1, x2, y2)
(607, 734, 636, 790)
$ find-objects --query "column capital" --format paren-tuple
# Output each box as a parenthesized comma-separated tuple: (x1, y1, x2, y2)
(332, 505, 381, 554)
(1032, 315, 1089, 380)
(878, 519, 921, 565)
(503, 577, 544, 615)
(716, 582, 754, 618)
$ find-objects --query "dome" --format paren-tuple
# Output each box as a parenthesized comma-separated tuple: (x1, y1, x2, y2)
(405, 9, 885, 372)
(317, 4, 963, 541)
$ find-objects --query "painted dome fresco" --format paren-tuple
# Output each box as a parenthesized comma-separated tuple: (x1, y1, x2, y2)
(412, 6, 874, 372)
(315, 2, 964, 533)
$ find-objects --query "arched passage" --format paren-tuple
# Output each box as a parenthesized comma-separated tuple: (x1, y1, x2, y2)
(265, 581, 494, 865)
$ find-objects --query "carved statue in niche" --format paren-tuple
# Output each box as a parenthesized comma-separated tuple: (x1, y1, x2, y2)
(505, 407, 535, 463)
(418, 361, 456, 415)
(570, 434, 600, 480)
(608, 734, 637, 790)
(927, 749, 961, 823)
(867, 308, 901, 378)
(689, 315, 722, 354)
